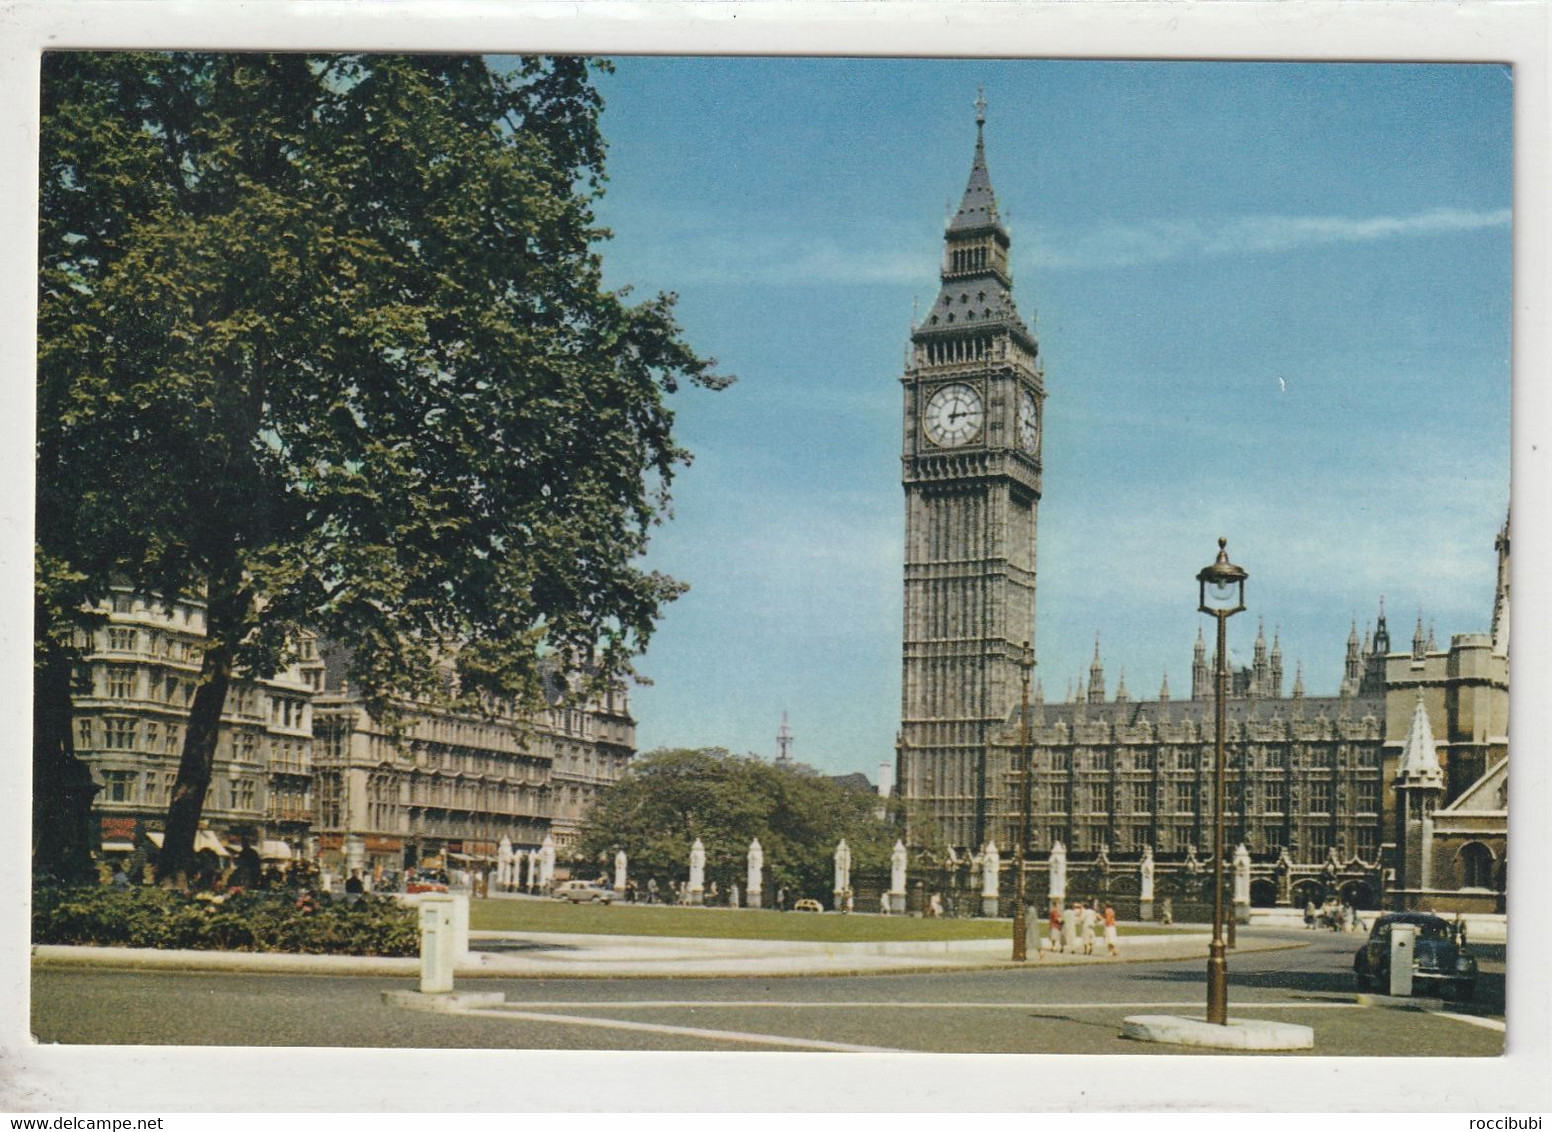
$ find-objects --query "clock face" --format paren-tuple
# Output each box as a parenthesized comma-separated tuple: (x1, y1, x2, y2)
(1019, 389, 1041, 453)
(924, 384, 984, 447)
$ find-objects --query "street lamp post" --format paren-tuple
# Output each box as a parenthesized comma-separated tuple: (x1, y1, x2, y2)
(1011, 642, 1035, 961)
(1197, 537, 1247, 1026)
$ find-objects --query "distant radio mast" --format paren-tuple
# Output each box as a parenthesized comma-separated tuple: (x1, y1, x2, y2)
(776, 711, 794, 764)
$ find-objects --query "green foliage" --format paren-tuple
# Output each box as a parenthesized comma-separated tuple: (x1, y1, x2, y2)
(577, 748, 896, 900)
(36, 52, 726, 876)
(31, 885, 420, 956)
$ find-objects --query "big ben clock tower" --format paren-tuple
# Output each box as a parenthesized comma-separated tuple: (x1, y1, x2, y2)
(900, 95, 1044, 852)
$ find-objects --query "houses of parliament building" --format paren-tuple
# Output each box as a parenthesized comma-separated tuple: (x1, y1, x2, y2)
(896, 101, 1508, 914)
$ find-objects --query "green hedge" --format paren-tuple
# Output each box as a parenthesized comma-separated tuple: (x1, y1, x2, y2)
(32, 885, 420, 956)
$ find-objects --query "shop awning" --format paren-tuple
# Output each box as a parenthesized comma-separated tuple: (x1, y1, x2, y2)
(261, 840, 294, 861)
(99, 841, 135, 853)
(146, 831, 230, 857)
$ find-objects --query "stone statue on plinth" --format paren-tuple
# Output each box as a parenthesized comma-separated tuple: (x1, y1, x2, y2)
(746, 838, 764, 908)
(889, 840, 908, 915)
(688, 837, 706, 904)
(1140, 845, 1156, 921)
(1047, 840, 1067, 905)
(833, 839, 852, 909)
(980, 841, 1000, 917)
(538, 835, 556, 892)
(614, 849, 628, 895)
(1233, 842, 1252, 924)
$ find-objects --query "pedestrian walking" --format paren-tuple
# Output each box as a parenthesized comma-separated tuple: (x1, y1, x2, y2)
(1048, 904, 1064, 953)
(1103, 904, 1119, 957)
(647, 877, 659, 904)
(1304, 900, 1316, 929)
(1080, 902, 1097, 955)
(880, 891, 891, 916)
(1062, 901, 1079, 953)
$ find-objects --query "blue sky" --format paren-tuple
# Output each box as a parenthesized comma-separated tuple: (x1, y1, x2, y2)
(582, 58, 1511, 777)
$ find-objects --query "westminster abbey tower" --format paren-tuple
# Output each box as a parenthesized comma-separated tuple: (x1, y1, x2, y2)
(899, 98, 1044, 850)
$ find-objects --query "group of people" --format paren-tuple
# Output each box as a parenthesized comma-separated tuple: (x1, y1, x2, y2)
(1304, 898, 1364, 933)
(1045, 900, 1121, 957)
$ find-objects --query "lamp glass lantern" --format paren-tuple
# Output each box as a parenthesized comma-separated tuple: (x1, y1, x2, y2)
(1197, 537, 1248, 615)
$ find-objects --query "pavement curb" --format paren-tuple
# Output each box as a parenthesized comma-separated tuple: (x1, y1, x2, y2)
(1122, 1013, 1316, 1050)
(32, 936, 1308, 980)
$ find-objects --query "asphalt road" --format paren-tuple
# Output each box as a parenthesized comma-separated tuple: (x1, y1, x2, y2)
(30, 928, 1505, 1055)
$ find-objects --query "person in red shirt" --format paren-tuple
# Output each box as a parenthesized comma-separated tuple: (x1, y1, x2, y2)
(1103, 904, 1120, 957)
(1048, 903, 1064, 953)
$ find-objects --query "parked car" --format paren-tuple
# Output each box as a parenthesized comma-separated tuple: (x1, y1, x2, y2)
(554, 880, 615, 905)
(1354, 912, 1477, 1000)
(792, 898, 823, 913)
(404, 869, 449, 894)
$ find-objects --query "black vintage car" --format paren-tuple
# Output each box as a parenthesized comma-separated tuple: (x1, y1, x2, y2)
(1353, 912, 1477, 1000)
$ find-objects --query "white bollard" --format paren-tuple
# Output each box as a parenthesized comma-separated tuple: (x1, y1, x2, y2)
(1388, 923, 1416, 997)
(419, 894, 458, 994)
(449, 891, 470, 961)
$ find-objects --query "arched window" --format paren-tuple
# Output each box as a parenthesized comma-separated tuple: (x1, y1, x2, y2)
(1460, 841, 1495, 888)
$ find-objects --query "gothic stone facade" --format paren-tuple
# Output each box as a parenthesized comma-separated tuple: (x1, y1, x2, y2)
(898, 102, 1044, 852)
(894, 109, 1508, 916)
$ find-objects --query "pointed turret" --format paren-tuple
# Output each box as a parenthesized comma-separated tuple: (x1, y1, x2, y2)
(1292, 661, 1305, 700)
(1426, 621, 1437, 652)
(1114, 667, 1129, 703)
(1088, 635, 1105, 703)
(1360, 598, 1389, 695)
(1396, 690, 1444, 787)
(1192, 626, 1210, 701)
(1252, 616, 1269, 697)
(1269, 628, 1284, 699)
(1373, 595, 1390, 655)
(1341, 619, 1362, 696)
(949, 90, 1002, 235)
(913, 92, 1035, 362)
(1394, 689, 1446, 903)
(1412, 610, 1426, 660)
(1158, 667, 1171, 704)
(1492, 510, 1510, 656)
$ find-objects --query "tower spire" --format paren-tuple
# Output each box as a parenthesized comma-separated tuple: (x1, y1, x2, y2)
(1088, 634, 1105, 703)
(949, 93, 1003, 236)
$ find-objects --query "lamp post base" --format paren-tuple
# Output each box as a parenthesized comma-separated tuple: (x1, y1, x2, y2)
(1207, 940, 1229, 1025)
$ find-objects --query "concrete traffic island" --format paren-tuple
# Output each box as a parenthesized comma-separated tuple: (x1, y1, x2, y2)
(1121, 1014, 1314, 1051)
(382, 988, 506, 1013)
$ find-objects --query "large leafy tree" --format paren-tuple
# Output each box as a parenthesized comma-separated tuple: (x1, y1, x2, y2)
(577, 749, 896, 899)
(37, 52, 727, 884)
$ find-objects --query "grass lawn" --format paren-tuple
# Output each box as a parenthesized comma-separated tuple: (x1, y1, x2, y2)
(469, 898, 1186, 942)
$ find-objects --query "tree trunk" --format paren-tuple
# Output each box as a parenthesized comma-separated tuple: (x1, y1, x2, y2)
(156, 572, 249, 887)
(32, 621, 100, 887)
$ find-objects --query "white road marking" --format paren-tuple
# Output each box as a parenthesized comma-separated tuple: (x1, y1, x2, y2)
(497, 999, 1368, 1011)
(465, 1006, 906, 1052)
(1427, 1010, 1506, 1032)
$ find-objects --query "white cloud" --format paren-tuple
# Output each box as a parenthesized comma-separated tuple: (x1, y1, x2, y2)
(609, 205, 1509, 288)
(1025, 206, 1512, 270)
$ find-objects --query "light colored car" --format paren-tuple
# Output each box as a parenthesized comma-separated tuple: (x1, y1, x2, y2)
(792, 898, 823, 913)
(554, 880, 615, 905)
